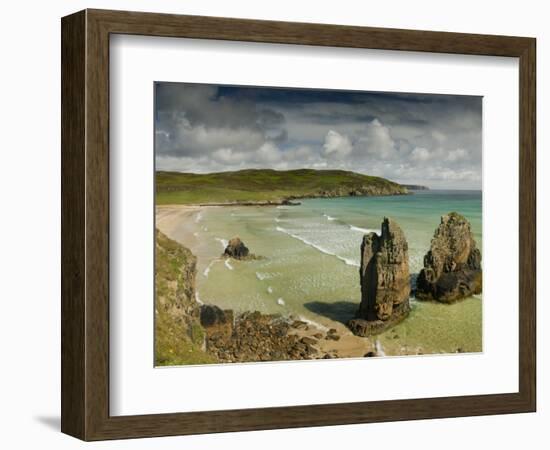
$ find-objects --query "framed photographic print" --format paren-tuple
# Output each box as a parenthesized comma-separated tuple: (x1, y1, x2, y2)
(61, 9, 536, 441)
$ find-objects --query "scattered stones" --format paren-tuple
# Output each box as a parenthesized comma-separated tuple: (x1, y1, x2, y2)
(291, 320, 309, 330)
(415, 212, 482, 303)
(364, 351, 377, 357)
(203, 310, 322, 363)
(301, 336, 318, 346)
(348, 217, 411, 336)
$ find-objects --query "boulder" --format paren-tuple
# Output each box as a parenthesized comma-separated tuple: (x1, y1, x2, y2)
(348, 218, 411, 336)
(199, 304, 234, 339)
(415, 212, 482, 302)
(223, 237, 250, 259)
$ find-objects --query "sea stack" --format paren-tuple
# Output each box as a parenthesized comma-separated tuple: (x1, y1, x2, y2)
(415, 212, 482, 303)
(223, 237, 250, 259)
(348, 218, 411, 336)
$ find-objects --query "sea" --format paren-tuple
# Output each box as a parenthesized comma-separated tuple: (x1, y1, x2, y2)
(164, 190, 482, 356)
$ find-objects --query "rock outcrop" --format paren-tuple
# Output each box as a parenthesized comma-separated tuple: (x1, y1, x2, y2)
(202, 311, 322, 363)
(348, 218, 411, 336)
(155, 229, 215, 366)
(415, 212, 482, 303)
(223, 237, 250, 259)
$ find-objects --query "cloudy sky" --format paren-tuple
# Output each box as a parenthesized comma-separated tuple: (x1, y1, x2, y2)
(155, 83, 482, 189)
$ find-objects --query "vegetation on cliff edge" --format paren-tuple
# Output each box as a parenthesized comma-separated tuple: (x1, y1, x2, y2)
(155, 229, 215, 366)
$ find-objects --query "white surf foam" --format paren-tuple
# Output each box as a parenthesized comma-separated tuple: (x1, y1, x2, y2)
(195, 211, 203, 223)
(267, 286, 273, 294)
(224, 259, 234, 270)
(277, 298, 285, 306)
(322, 213, 336, 221)
(195, 292, 204, 305)
(375, 339, 386, 357)
(215, 237, 229, 249)
(255, 272, 270, 281)
(203, 259, 218, 277)
(349, 225, 379, 234)
(276, 226, 359, 267)
(297, 315, 329, 332)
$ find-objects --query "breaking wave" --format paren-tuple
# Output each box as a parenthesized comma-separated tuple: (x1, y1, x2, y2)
(276, 226, 359, 267)
(215, 237, 228, 249)
(203, 259, 218, 277)
(349, 225, 379, 234)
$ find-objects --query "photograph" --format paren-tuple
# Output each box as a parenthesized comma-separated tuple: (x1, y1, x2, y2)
(154, 82, 483, 366)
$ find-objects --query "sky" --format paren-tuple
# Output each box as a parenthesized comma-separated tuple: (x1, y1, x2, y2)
(154, 83, 482, 189)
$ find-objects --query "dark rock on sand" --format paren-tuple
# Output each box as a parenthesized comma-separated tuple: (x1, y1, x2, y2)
(415, 212, 482, 303)
(301, 336, 318, 346)
(223, 237, 250, 259)
(348, 217, 411, 336)
(200, 304, 234, 339)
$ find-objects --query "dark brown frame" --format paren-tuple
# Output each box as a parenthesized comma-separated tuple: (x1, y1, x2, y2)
(61, 9, 536, 441)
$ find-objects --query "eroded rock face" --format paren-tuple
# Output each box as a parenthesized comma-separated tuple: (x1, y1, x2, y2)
(223, 237, 249, 259)
(200, 304, 234, 339)
(348, 218, 411, 336)
(415, 212, 482, 303)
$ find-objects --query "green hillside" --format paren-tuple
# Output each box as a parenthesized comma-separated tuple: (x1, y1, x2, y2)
(156, 169, 408, 205)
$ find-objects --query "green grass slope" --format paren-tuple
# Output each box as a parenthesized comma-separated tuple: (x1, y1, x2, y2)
(156, 169, 408, 205)
(155, 229, 216, 366)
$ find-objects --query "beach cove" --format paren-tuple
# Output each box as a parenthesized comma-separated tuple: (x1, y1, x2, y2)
(156, 190, 482, 358)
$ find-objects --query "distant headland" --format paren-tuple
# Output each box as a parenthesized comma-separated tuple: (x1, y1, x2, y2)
(400, 184, 429, 190)
(156, 169, 409, 205)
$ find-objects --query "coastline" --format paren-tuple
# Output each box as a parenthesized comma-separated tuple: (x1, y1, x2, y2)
(155, 193, 482, 360)
(155, 204, 381, 359)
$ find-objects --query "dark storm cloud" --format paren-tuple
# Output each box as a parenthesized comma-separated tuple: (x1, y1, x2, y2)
(154, 82, 482, 189)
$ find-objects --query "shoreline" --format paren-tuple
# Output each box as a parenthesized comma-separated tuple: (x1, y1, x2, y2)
(156, 189, 412, 208)
(155, 204, 383, 358)
(155, 200, 481, 359)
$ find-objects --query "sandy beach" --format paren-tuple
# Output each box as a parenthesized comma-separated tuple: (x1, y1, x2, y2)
(156, 204, 379, 359)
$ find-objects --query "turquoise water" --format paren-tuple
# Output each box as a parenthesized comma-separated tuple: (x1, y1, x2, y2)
(161, 190, 482, 355)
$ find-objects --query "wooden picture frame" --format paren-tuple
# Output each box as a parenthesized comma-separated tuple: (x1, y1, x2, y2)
(61, 9, 536, 441)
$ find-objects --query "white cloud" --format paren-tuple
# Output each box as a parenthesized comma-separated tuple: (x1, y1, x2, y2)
(254, 142, 281, 163)
(323, 130, 353, 158)
(447, 148, 469, 162)
(356, 119, 396, 159)
(212, 148, 246, 164)
(410, 147, 431, 161)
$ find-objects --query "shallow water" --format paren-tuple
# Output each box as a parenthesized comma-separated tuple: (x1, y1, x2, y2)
(162, 190, 482, 355)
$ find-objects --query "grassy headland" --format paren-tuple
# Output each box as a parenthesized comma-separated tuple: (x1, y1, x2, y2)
(156, 169, 408, 205)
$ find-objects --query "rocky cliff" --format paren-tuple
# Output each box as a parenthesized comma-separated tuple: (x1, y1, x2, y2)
(155, 229, 215, 365)
(415, 212, 482, 303)
(348, 218, 411, 336)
